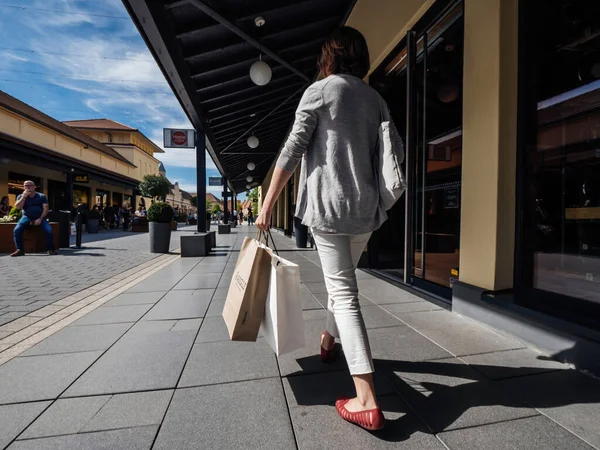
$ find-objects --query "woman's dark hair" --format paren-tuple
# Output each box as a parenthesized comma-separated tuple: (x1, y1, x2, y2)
(0, 196, 7, 204)
(318, 26, 370, 79)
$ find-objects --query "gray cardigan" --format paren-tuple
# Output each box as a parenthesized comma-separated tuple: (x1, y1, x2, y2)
(276, 74, 401, 234)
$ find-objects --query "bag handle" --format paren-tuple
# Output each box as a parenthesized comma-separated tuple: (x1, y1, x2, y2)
(256, 229, 279, 255)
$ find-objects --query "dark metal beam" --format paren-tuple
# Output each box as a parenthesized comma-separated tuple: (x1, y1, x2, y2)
(221, 84, 307, 153)
(185, 0, 310, 82)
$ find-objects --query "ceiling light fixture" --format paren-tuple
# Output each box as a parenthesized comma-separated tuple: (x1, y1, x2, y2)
(247, 135, 259, 148)
(246, 176, 253, 182)
(247, 162, 256, 171)
(246, 184, 252, 189)
(250, 55, 272, 86)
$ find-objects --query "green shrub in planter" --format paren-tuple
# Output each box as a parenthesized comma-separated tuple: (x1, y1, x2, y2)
(147, 202, 174, 223)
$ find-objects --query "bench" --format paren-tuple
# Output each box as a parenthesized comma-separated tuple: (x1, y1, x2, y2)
(180, 231, 215, 257)
(131, 217, 149, 233)
(0, 222, 60, 253)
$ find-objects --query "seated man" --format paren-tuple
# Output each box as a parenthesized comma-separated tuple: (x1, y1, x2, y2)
(11, 180, 56, 257)
(134, 206, 146, 218)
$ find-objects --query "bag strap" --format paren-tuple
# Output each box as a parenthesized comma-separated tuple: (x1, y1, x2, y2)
(256, 229, 279, 255)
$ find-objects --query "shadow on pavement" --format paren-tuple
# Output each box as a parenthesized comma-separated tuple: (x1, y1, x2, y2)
(287, 346, 600, 442)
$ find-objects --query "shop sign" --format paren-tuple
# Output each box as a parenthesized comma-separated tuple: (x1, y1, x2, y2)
(163, 128, 195, 148)
(74, 174, 89, 183)
(208, 177, 222, 186)
(444, 187, 459, 209)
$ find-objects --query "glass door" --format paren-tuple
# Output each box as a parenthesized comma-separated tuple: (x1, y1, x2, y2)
(409, 1, 464, 295)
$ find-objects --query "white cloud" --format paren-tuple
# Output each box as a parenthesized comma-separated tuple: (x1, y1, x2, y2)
(1, 51, 29, 62)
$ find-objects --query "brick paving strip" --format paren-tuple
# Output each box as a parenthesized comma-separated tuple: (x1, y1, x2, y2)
(0, 253, 180, 365)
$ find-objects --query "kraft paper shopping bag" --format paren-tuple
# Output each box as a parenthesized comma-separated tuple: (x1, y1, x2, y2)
(222, 236, 272, 341)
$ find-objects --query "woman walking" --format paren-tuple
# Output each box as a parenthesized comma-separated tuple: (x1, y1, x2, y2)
(257, 26, 403, 431)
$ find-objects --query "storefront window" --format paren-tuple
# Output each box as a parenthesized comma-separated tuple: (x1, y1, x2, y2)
(521, 1, 600, 304)
(73, 185, 89, 209)
(7, 172, 42, 206)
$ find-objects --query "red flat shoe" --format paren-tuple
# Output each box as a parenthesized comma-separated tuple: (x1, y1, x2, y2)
(335, 397, 385, 431)
(320, 332, 335, 363)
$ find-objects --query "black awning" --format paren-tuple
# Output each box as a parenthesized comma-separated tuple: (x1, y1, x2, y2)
(123, 0, 355, 193)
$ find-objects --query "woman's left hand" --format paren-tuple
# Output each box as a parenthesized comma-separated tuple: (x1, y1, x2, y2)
(255, 208, 271, 231)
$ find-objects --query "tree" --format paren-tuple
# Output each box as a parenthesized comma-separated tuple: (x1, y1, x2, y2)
(139, 175, 171, 201)
(206, 199, 212, 211)
(190, 196, 197, 207)
(248, 187, 260, 216)
(211, 203, 221, 214)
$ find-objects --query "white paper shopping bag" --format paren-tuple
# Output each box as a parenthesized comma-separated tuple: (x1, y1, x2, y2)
(260, 253, 305, 356)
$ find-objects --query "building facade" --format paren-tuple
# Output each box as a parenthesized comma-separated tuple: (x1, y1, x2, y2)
(261, 0, 600, 372)
(0, 92, 142, 214)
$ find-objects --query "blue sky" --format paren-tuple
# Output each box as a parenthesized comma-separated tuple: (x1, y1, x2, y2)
(0, 1, 238, 198)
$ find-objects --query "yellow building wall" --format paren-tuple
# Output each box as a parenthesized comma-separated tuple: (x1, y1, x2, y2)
(0, 108, 133, 179)
(459, 0, 518, 291)
(346, 0, 435, 76)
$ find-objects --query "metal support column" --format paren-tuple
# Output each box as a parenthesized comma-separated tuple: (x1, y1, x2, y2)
(196, 131, 207, 232)
(404, 30, 417, 285)
(66, 171, 73, 218)
(222, 177, 228, 223)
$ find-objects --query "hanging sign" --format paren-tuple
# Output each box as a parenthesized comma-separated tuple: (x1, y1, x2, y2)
(208, 177, 222, 187)
(163, 128, 195, 148)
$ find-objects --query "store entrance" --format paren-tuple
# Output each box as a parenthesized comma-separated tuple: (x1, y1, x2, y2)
(369, 0, 464, 299)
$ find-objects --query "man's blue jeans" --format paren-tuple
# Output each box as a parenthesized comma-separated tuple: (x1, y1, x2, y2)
(13, 216, 54, 251)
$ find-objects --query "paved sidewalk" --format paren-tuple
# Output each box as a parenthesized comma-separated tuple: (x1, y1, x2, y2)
(0, 226, 599, 449)
(0, 226, 196, 326)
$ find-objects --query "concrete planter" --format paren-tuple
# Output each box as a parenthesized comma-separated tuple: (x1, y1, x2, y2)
(149, 222, 172, 253)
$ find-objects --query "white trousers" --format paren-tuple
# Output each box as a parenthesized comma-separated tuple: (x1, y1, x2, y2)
(312, 231, 374, 375)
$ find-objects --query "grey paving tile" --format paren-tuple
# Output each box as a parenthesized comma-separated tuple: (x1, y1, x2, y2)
(383, 301, 444, 315)
(303, 282, 329, 295)
(143, 289, 212, 321)
(154, 379, 295, 450)
(498, 370, 600, 448)
(170, 318, 202, 332)
(104, 291, 166, 307)
(399, 310, 526, 356)
(360, 305, 405, 329)
(173, 273, 219, 290)
(278, 319, 350, 377)
(205, 295, 226, 318)
(179, 339, 278, 387)
(68, 304, 153, 326)
(0, 351, 102, 404)
(368, 325, 453, 362)
(126, 276, 182, 293)
(10, 426, 157, 450)
(188, 264, 226, 273)
(195, 316, 230, 343)
(289, 394, 442, 449)
(438, 415, 593, 450)
(301, 285, 324, 310)
(460, 348, 569, 380)
(283, 370, 394, 408)
(81, 390, 173, 432)
(358, 279, 422, 305)
(0, 402, 51, 449)
(302, 309, 326, 322)
(379, 357, 538, 432)
(63, 321, 196, 397)
(20, 396, 111, 439)
(21, 323, 132, 356)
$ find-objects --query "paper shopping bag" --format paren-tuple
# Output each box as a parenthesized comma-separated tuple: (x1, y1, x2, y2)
(260, 253, 305, 356)
(222, 237, 272, 341)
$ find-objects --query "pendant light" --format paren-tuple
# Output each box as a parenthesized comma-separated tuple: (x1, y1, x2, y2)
(247, 161, 255, 171)
(247, 135, 259, 148)
(250, 55, 272, 86)
(246, 176, 253, 182)
(246, 184, 252, 189)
